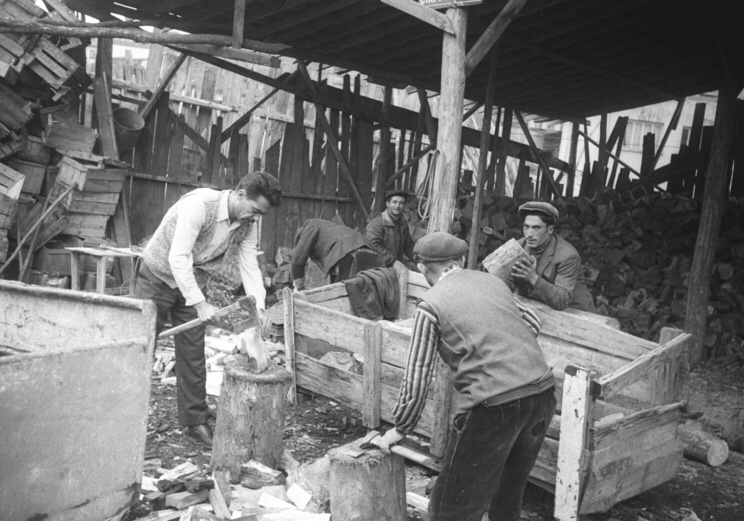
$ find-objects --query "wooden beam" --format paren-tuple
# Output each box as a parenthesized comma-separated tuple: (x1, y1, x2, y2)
(464, 0, 528, 77)
(468, 50, 497, 269)
(567, 122, 579, 197)
(169, 44, 280, 68)
(375, 86, 393, 214)
(384, 143, 435, 188)
(92, 75, 119, 160)
(685, 78, 737, 366)
(283, 287, 297, 405)
(296, 61, 369, 221)
(0, 18, 289, 54)
(514, 110, 562, 198)
(232, 0, 246, 49)
(139, 53, 186, 120)
(362, 322, 383, 428)
(651, 98, 685, 171)
(462, 101, 483, 122)
(380, 0, 455, 35)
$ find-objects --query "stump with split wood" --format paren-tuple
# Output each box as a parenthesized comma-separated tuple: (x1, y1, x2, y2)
(329, 438, 407, 521)
(211, 359, 291, 476)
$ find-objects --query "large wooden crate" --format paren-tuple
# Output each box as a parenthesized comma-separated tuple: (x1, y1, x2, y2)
(0, 281, 157, 521)
(279, 270, 690, 520)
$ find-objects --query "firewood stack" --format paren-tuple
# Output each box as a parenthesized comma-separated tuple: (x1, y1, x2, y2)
(457, 187, 744, 359)
(0, 0, 128, 285)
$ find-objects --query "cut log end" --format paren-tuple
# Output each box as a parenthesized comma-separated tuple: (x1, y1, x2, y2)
(678, 420, 729, 467)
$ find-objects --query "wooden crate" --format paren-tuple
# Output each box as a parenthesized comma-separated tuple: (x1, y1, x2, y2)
(27, 37, 80, 89)
(278, 271, 691, 520)
(44, 118, 98, 154)
(5, 157, 46, 195)
(0, 192, 18, 230)
(0, 281, 156, 521)
(0, 228, 8, 263)
(0, 161, 25, 199)
(18, 134, 53, 164)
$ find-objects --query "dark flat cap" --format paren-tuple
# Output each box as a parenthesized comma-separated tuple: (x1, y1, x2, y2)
(385, 189, 412, 201)
(518, 201, 559, 221)
(414, 232, 468, 262)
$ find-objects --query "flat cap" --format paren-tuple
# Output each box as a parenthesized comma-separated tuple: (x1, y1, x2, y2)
(518, 201, 559, 221)
(414, 232, 468, 262)
(385, 189, 412, 201)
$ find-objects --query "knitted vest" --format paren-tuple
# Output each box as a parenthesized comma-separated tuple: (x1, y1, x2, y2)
(421, 269, 554, 413)
(143, 190, 252, 290)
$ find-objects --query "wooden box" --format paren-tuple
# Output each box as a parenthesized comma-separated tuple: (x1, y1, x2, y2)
(277, 271, 690, 520)
(44, 118, 98, 154)
(5, 157, 45, 195)
(0, 192, 18, 230)
(0, 228, 8, 263)
(18, 134, 53, 164)
(0, 281, 157, 521)
(0, 161, 25, 199)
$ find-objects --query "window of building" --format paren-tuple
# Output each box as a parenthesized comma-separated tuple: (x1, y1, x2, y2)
(624, 120, 663, 149)
(680, 126, 691, 147)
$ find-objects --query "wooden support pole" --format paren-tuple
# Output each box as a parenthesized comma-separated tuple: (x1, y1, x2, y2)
(685, 78, 737, 366)
(464, 0, 528, 77)
(232, 0, 246, 49)
(515, 111, 562, 198)
(416, 87, 437, 144)
(651, 98, 685, 171)
(384, 143, 435, 189)
(375, 86, 393, 215)
(139, 53, 186, 120)
(362, 322, 383, 428)
(554, 365, 593, 521)
(282, 287, 297, 405)
(380, 0, 455, 35)
(427, 6, 467, 458)
(567, 122, 579, 197)
(468, 50, 497, 269)
(495, 107, 512, 195)
(297, 61, 370, 221)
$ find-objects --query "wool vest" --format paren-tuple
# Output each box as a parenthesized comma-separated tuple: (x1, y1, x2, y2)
(421, 269, 554, 413)
(143, 189, 252, 290)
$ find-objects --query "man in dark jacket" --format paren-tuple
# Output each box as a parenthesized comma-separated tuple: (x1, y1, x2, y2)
(378, 232, 555, 521)
(291, 218, 384, 291)
(511, 201, 596, 311)
(366, 190, 417, 268)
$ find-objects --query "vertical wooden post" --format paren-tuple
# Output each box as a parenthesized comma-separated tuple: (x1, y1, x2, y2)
(554, 365, 593, 521)
(468, 51, 497, 270)
(282, 287, 297, 405)
(232, 0, 246, 49)
(686, 79, 737, 366)
(655, 327, 688, 405)
(363, 322, 383, 428)
(428, 6, 467, 458)
(567, 122, 579, 197)
(375, 86, 393, 215)
(495, 107, 512, 196)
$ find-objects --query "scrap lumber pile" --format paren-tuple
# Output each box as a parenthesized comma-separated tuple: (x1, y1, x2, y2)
(458, 187, 744, 358)
(0, 0, 131, 285)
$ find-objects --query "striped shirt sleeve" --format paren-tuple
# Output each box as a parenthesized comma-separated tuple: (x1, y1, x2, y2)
(392, 301, 440, 434)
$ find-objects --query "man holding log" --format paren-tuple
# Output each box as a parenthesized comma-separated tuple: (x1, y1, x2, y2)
(511, 201, 596, 311)
(378, 232, 556, 521)
(134, 171, 282, 447)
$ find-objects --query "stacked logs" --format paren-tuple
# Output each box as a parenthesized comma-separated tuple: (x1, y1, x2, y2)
(455, 188, 744, 359)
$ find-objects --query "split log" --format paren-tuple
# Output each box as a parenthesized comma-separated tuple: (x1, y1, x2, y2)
(678, 420, 729, 467)
(329, 438, 407, 521)
(211, 361, 292, 476)
(482, 238, 532, 282)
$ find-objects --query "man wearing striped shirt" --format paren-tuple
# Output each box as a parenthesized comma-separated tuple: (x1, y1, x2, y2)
(378, 232, 556, 521)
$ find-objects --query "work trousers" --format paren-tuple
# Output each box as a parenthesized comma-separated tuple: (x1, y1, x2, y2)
(329, 247, 384, 283)
(135, 264, 208, 427)
(429, 387, 557, 521)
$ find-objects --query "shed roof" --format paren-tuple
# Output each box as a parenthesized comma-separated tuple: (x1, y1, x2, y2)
(67, 0, 743, 120)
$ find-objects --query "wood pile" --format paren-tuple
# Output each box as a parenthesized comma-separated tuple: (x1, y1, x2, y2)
(458, 187, 744, 359)
(0, 0, 130, 284)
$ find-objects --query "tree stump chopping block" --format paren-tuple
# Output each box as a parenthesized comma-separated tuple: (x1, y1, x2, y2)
(211, 360, 291, 476)
(329, 437, 407, 521)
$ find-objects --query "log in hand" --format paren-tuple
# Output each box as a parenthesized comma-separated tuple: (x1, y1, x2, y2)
(511, 255, 539, 287)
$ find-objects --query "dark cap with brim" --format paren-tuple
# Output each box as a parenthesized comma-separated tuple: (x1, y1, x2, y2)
(518, 201, 559, 221)
(413, 232, 468, 262)
(385, 189, 413, 201)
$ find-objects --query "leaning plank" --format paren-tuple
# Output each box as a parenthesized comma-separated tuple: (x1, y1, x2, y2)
(464, 0, 528, 76)
(283, 287, 297, 405)
(554, 366, 592, 521)
(597, 333, 691, 399)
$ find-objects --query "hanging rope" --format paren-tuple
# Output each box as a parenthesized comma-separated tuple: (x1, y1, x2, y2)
(417, 149, 440, 221)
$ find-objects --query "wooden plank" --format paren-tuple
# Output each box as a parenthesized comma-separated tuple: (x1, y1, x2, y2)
(293, 299, 369, 355)
(554, 365, 592, 521)
(232, 0, 246, 49)
(591, 401, 684, 449)
(139, 53, 186, 120)
(597, 334, 691, 399)
(464, 0, 528, 76)
(363, 322, 383, 428)
(380, 0, 454, 35)
(283, 288, 297, 405)
(92, 76, 119, 160)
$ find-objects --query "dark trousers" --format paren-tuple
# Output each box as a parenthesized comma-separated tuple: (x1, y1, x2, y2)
(135, 264, 208, 427)
(429, 387, 557, 521)
(330, 248, 384, 283)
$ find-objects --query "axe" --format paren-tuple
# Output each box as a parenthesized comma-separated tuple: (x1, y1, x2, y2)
(158, 295, 259, 339)
(357, 430, 441, 471)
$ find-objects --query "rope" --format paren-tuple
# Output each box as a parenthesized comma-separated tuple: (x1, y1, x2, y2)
(417, 149, 440, 221)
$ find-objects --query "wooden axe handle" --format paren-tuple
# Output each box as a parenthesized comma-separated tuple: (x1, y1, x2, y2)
(366, 435, 441, 471)
(158, 296, 255, 339)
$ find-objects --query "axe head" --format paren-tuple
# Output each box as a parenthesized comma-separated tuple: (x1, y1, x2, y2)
(237, 295, 261, 329)
(359, 430, 382, 451)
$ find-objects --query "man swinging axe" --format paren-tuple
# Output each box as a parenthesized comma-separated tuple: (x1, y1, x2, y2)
(377, 232, 556, 521)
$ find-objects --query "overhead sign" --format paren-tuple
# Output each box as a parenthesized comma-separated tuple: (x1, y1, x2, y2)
(420, 0, 483, 9)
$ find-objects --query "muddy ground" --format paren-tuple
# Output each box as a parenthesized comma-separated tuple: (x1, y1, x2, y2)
(139, 351, 743, 521)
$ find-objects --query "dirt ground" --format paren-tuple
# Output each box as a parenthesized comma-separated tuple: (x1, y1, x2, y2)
(139, 345, 743, 521)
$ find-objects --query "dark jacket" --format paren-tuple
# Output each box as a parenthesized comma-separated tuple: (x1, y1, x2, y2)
(515, 234, 595, 312)
(365, 210, 416, 266)
(291, 219, 373, 280)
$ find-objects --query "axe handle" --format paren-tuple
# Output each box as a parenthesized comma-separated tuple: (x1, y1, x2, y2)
(369, 437, 441, 471)
(158, 296, 253, 339)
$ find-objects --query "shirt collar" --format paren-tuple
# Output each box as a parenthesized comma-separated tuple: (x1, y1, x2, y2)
(437, 265, 462, 283)
(218, 190, 231, 223)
